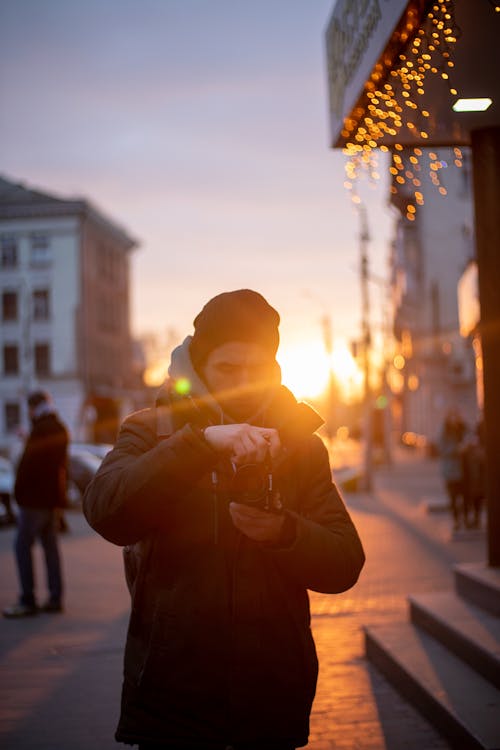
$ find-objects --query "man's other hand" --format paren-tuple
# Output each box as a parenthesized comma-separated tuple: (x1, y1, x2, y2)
(203, 424, 281, 465)
(229, 502, 285, 543)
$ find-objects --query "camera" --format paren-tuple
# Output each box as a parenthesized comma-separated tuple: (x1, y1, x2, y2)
(229, 463, 283, 513)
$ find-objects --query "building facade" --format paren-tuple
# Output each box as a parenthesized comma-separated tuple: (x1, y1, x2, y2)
(0, 175, 138, 454)
(388, 148, 478, 448)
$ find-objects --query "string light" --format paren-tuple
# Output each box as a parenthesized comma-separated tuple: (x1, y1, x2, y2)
(342, 0, 463, 221)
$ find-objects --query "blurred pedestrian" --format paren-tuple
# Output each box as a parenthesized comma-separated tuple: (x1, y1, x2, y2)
(461, 418, 486, 529)
(438, 408, 467, 531)
(3, 390, 69, 618)
(84, 289, 365, 750)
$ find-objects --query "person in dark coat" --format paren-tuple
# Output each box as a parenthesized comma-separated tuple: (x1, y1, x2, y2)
(83, 289, 365, 750)
(438, 408, 467, 531)
(461, 418, 486, 529)
(3, 390, 68, 618)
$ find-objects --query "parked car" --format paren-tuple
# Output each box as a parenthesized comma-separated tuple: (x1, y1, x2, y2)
(66, 446, 104, 507)
(71, 442, 113, 460)
(0, 456, 15, 524)
(0, 456, 14, 495)
(0, 444, 108, 511)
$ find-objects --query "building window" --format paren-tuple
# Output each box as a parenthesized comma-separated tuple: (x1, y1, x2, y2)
(3, 344, 19, 375)
(1, 235, 18, 268)
(30, 234, 52, 267)
(2, 290, 18, 321)
(4, 402, 21, 432)
(34, 343, 50, 376)
(32, 289, 50, 321)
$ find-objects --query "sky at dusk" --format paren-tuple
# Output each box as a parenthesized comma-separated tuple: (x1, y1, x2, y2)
(0, 0, 394, 381)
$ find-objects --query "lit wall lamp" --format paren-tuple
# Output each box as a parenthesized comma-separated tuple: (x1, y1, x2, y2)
(452, 98, 493, 112)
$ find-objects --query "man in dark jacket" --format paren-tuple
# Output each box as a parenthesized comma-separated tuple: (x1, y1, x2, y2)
(84, 289, 365, 750)
(3, 390, 68, 618)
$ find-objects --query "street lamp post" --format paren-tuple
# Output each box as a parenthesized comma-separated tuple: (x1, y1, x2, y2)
(359, 206, 374, 492)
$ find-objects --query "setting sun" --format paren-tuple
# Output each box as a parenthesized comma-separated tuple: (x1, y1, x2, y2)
(278, 341, 330, 399)
(279, 339, 363, 402)
(331, 341, 364, 401)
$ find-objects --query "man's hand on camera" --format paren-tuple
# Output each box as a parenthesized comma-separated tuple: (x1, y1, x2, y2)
(229, 502, 286, 543)
(203, 424, 281, 465)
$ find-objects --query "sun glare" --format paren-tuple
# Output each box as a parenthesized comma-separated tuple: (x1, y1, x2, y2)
(143, 358, 169, 388)
(331, 341, 364, 401)
(279, 339, 363, 402)
(278, 341, 330, 400)
(142, 339, 364, 403)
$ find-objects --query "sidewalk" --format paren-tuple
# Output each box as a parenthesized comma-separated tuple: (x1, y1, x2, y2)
(0, 448, 486, 749)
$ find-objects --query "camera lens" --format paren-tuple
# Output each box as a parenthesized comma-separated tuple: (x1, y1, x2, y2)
(231, 464, 267, 506)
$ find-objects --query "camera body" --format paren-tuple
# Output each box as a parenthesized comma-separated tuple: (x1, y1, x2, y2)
(229, 463, 283, 513)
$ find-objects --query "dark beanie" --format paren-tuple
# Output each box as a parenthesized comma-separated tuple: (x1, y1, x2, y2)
(190, 289, 280, 368)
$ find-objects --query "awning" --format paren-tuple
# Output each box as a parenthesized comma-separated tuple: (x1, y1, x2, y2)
(326, 0, 500, 149)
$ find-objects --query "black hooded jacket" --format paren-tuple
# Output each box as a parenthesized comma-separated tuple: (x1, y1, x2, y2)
(83, 338, 365, 748)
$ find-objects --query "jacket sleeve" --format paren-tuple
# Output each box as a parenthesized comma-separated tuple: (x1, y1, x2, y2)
(271, 435, 365, 594)
(83, 409, 217, 546)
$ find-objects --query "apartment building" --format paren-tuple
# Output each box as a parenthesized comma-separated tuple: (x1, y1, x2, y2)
(388, 148, 478, 446)
(0, 175, 138, 453)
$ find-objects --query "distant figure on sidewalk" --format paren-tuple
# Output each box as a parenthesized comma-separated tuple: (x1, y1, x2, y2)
(438, 408, 467, 531)
(84, 289, 365, 750)
(461, 418, 486, 529)
(3, 390, 69, 618)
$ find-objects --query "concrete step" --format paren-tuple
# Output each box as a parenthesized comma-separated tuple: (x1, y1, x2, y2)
(454, 563, 500, 617)
(365, 622, 500, 750)
(409, 591, 500, 689)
